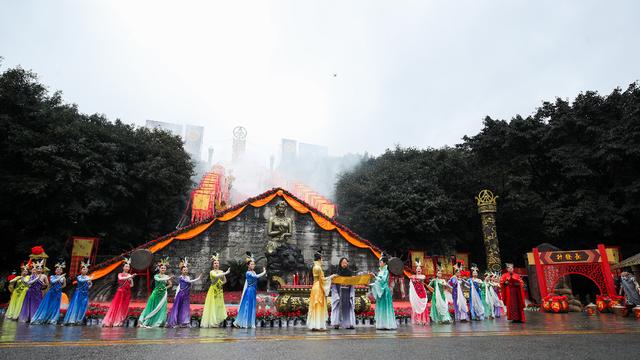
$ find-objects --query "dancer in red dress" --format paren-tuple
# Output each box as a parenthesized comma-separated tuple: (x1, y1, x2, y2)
(499, 263, 526, 323)
(102, 258, 136, 327)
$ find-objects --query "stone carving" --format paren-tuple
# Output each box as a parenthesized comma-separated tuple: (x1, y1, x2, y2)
(265, 243, 306, 283)
(266, 201, 293, 254)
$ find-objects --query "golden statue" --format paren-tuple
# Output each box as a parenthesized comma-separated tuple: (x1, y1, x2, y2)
(267, 201, 293, 254)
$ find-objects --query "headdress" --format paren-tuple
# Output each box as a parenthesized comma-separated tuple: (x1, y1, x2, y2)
(211, 252, 220, 262)
(470, 263, 479, 275)
(505, 262, 514, 268)
(179, 257, 189, 269)
(314, 247, 323, 261)
(380, 252, 389, 263)
(244, 251, 255, 264)
(34, 259, 45, 270)
(54, 260, 66, 270)
(21, 261, 29, 272)
(123, 257, 131, 266)
(80, 259, 91, 270)
(414, 257, 422, 268)
(157, 257, 170, 268)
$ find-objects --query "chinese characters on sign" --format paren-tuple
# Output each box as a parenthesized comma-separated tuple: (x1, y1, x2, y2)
(541, 250, 599, 264)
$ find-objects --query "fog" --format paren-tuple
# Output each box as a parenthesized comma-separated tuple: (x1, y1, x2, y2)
(2, 0, 640, 199)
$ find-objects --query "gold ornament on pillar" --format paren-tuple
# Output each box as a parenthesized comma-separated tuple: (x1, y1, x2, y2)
(475, 190, 501, 273)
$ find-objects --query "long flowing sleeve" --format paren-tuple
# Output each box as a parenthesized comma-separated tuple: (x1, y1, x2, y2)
(370, 267, 388, 299)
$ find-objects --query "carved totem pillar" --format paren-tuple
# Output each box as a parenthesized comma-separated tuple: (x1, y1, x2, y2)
(475, 190, 502, 273)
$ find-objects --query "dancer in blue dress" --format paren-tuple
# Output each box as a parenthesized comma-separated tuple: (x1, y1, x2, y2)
(31, 260, 67, 325)
(63, 259, 92, 325)
(234, 252, 267, 329)
(467, 264, 485, 321)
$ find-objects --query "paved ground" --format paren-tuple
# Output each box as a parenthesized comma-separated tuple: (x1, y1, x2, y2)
(1, 312, 639, 359)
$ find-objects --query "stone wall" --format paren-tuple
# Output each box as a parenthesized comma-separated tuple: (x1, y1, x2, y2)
(90, 197, 380, 301)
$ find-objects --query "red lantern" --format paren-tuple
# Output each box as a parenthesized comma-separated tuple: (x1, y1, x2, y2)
(586, 307, 596, 316)
(31, 246, 45, 255)
(633, 307, 640, 319)
(543, 301, 552, 312)
(561, 300, 568, 312)
(596, 300, 604, 312)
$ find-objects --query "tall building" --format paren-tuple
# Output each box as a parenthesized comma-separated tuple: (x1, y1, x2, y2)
(146, 120, 203, 160)
(145, 120, 183, 137)
(184, 125, 204, 161)
(281, 138, 297, 166)
(298, 142, 328, 161)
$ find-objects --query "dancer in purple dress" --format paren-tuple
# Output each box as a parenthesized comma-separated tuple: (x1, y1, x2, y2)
(449, 264, 469, 322)
(167, 258, 200, 328)
(19, 260, 49, 323)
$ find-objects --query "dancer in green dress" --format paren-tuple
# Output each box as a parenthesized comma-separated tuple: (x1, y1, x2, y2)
(369, 253, 397, 330)
(138, 257, 172, 327)
(5, 263, 30, 320)
(482, 271, 497, 319)
(201, 252, 230, 328)
(427, 266, 453, 324)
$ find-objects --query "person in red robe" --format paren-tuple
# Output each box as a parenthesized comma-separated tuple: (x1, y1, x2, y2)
(499, 263, 526, 323)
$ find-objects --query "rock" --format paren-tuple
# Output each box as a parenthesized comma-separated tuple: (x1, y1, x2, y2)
(568, 305, 583, 312)
(568, 299, 582, 307)
(554, 288, 572, 295)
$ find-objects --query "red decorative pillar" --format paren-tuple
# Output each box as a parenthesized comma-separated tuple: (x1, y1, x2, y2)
(597, 244, 616, 297)
(533, 248, 548, 299)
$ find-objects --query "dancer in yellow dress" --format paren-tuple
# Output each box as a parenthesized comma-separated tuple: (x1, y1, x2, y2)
(5, 263, 30, 320)
(307, 248, 335, 331)
(201, 252, 231, 328)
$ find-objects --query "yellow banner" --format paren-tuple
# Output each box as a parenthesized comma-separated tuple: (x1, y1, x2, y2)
(192, 193, 211, 210)
(332, 274, 371, 285)
(71, 238, 94, 257)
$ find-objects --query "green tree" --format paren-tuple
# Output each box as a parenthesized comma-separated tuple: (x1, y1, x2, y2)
(335, 146, 480, 257)
(336, 83, 640, 266)
(0, 65, 195, 270)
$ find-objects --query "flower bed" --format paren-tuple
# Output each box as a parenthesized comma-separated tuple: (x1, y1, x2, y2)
(76, 302, 413, 327)
(595, 295, 625, 313)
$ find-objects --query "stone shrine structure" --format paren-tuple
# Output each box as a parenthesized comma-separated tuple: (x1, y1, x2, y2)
(89, 188, 383, 301)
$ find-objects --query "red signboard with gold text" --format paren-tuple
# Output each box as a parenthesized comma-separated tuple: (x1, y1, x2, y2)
(539, 250, 600, 264)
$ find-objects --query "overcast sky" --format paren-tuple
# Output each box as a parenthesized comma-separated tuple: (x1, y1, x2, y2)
(2, 0, 639, 163)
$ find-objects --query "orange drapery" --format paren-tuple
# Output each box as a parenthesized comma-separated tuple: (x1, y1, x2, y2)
(147, 238, 174, 253)
(87, 260, 123, 282)
(89, 189, 388, 281)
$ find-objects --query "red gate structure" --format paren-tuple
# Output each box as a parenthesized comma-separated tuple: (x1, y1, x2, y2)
(532, 244, 616, 299)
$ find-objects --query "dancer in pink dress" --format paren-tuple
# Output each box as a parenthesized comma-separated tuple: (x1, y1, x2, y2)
(409, 259, 429, 325)
(102, 258, 136, 327)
